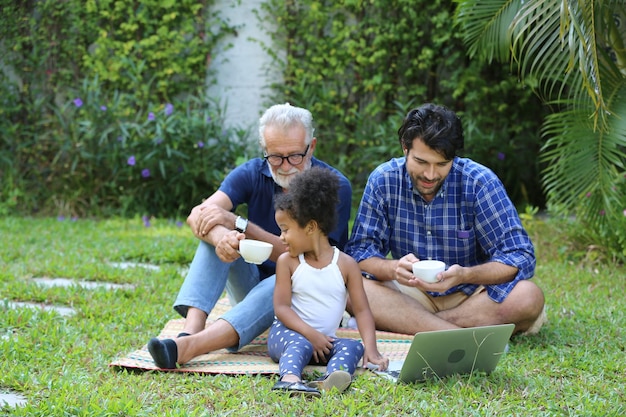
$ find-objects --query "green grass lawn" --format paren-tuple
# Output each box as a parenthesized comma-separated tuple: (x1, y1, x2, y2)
(1, 216, 624, 416)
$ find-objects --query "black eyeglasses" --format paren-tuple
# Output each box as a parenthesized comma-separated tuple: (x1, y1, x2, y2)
(263, 145, 309, 167)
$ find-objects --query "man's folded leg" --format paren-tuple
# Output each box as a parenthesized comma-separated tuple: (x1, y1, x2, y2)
(221, 275, 276, 351)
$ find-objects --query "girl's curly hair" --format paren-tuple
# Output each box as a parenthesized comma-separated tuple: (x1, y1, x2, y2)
(274, 166, 340, 235)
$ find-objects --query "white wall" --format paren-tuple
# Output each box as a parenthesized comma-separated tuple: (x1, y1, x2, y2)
(208, 0, 283, 134)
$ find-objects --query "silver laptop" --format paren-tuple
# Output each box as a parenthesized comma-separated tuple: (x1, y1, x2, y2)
(368, 324, 514, 383)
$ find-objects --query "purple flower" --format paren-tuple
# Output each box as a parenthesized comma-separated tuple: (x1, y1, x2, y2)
(142, 215, 151, 227)
(155, 137, 163, 145)
(100, 105, 107, 111)
(197, 141, 204, 148)
(57, 215, 66, 221)
(127, 155, 136, 166)
(164, 103, 174, 116)
(141, 168, 151, 178)
(148, 112, 155, 121)
(117, 136, 123, 142)
(206, 116, 212, 123)
(497, 152, 505, 161)
(586, 192, 592, 198)
(73, 98, 83, 108)
(176, 220, 183, 228)
(599, 210, 605, 216)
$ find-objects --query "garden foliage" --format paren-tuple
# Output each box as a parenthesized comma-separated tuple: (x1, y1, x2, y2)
(0, 0, 243, 218)
(454, 0, 626, 260)
(255, 0, 547, 207)
(1, 0, 545, 218)
(0, 1, 623, 259)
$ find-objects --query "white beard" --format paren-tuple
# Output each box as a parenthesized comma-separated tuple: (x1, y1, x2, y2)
(268, 159, 312, 189)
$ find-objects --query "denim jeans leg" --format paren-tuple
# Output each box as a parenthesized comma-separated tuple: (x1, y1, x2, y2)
(221, 274, 276, 352)
(224, 255, 264, 306)
(173, 240, 256, 317)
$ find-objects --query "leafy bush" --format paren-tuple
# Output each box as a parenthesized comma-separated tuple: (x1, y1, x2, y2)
(82, 0, 236, 102)
(35, 79, 248, 218)
(0, 0, 239, 218)
(544, 172, 626, 263)
(256, 0, 546, 209)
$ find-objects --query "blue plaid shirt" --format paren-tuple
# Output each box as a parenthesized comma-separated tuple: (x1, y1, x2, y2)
(345, 157, 535, 303)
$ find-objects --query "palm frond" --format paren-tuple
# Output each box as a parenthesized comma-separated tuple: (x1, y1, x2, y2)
(510, 0, 613, 129)
(598, 0, 626, 77)
(455, 0, 626, 247)
(541, 82, 626, 227)
(453, 0, 521, 63)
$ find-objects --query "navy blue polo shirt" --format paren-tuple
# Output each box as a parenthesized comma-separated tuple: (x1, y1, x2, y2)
(219, 157, 352, 279)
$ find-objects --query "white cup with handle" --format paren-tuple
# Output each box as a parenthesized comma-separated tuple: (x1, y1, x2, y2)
(238, 239, 273, 264)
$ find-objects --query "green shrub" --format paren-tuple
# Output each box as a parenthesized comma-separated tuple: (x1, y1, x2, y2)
(0, 0, 238, 218)
(545, 172, 626, 263)
(0, 75, 247, 218)
(82, 0, 236, 102)
(256, 0, 546, 209)
(37, 79, 248, 218)
(0, 75, 50, 214)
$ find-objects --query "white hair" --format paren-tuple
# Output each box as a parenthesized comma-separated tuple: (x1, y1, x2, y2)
(258, 103, 315, 148)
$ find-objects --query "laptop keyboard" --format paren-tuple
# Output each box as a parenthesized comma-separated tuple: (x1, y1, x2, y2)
(366, 363, 401, 379)
(387, 369, 401, 378)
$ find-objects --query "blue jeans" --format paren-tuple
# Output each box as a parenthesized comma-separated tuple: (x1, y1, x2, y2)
(173, 240, 276, 351)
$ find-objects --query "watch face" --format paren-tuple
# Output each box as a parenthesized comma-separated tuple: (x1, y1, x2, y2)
(236, 217, 247, 232)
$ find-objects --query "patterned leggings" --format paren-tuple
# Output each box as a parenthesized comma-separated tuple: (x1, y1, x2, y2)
(267, 319, 364, 379)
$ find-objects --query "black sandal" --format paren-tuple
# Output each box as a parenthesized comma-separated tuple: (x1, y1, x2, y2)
(272, 380, 321, 397)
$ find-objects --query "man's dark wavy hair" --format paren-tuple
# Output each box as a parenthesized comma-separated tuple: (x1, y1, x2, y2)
(274, 166, 339, 235)
(397, 103, 464, 160)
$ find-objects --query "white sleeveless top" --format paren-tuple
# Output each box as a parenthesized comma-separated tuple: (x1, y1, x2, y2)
(290, 247, 347, 337)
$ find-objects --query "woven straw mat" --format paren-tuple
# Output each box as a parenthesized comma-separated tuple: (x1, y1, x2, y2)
(110, 298, 413, 375)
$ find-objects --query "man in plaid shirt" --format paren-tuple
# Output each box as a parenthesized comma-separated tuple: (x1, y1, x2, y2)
(345, 103, 546, 336)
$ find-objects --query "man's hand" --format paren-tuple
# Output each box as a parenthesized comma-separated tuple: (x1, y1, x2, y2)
(392, 253, 419, 284)
(406, 263, 464, 292)
(214, 230, 245, 263)
(187, 203, 235, 239)
(392, 254, 464, 292)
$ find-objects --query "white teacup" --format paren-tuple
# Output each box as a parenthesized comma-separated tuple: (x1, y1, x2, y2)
(412, 260, 446, 283)
(239, 239, 273, 264)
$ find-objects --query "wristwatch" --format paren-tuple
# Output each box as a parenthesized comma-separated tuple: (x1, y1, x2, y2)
(234, 216, 248, 233)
